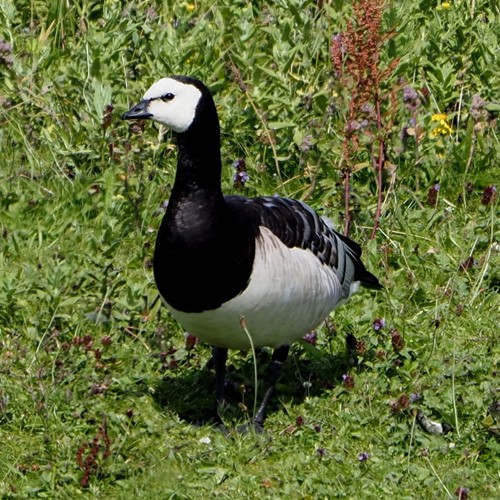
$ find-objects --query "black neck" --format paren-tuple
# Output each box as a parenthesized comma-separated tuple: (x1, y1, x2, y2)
(170, 91, 223, 199)
(173, 129, 222, 197)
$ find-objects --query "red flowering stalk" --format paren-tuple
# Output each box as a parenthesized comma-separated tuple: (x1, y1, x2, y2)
(76, 417, 112, 487)
(331, 0, 399, 236)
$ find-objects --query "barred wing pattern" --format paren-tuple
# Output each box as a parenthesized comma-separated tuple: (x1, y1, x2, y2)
(236, 196, 380, 297)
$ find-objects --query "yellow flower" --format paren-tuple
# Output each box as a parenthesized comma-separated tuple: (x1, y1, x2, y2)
(431, 113, 447, 122)
(185, 2, 195, 11)
(436, 1, 452, 9)
(430, 113, 453, 137)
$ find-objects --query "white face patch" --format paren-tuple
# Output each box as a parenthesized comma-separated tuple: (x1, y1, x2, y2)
(143, 78, 202, 133)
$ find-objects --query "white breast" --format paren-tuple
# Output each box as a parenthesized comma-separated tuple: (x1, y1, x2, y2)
(164, 227, 352, 350)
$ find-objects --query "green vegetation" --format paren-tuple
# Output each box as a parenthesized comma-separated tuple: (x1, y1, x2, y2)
(0, 0, 498, 497)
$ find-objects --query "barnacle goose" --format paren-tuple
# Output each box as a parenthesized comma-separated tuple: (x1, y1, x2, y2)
(123, 76, 381, 430)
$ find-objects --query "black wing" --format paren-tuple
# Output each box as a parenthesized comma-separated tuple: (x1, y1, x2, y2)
(227, 195, 381, 293)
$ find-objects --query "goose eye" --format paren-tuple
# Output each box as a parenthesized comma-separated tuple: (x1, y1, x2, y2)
(161, 93, 175, 102)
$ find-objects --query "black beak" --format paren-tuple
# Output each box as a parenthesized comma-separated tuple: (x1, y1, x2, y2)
(122, 100, 152, 120)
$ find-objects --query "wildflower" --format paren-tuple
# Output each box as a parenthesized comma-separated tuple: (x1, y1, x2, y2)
(372, 317, 385, 331)
(0, 39, 12, 54)
(232, 159, 249, 189)
(261, 478, 272, 488)
(330, 33, 347, 67)
(436, 1, 452, 10)
(303, 331, 317, 345)
(185, 2, 195, 12)
(390, 394, 410, 415)
(471, 94, 485, 110)
(342, 373, 355, 388)
(90, 383, 108, 395)
(298, 135, 315, 153)
(184, 332, 198, 350)
(199, 436, 211, 444)
(431, 113, 450, 124)
(0, 38, 13, 66)
(145, 6, 159, 19)
(390, 329, 404, 352)
(345, 120, 364, 132)
(358, 452, 370, 462)
(409, 393, 421, 403)
(459, 256, 477, 272)
(355, 340, 366, 356)
(430, 113, 453, 137)
(295, 415, 306, 426)
(471, 95, 483, 110)
(481, 185, 497, 205)
(403, 85, 418, 104)
(471, 94, 487, 122)
(360, 102, 374, 114)
(101, 336, 112, 346)
(455, 486, 470, 500)
(402, 85, 420, 111)
(428, 183, 440, 207)
(233, 171, 249, 184)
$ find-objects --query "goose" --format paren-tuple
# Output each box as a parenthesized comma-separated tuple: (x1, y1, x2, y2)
(122, 76, 381, 430)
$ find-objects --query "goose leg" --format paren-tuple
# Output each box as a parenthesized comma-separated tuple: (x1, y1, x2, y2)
(253, 344, 290, 431)
(212, 346, 228, 423)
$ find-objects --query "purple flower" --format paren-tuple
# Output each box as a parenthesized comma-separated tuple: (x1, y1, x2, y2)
(298, 135, 314, 152)
(342, 373, 354, 388)
(0, 39, 13, 67)
(0, 39, 13, 54)
(331, 33, 346, 57)
(303, 331, 317, 345)
(358, 452, 370, 462)
(409, 393, 421, 403)
(233, 171, 249, 184)
(471, 94, 485, 110)
(372, 318, 385, 331)
(232, 159, 249, 189)
(403, 85, 418, 103)
(347, 120, 362, 132)
(361, 103, 374, 114)
(232, 159, 245, 169)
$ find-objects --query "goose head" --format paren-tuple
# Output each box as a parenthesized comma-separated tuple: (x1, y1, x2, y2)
(122, 76, 206, 133)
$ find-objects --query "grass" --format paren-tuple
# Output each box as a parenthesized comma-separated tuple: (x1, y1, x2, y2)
(0, 0, 499, 497)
